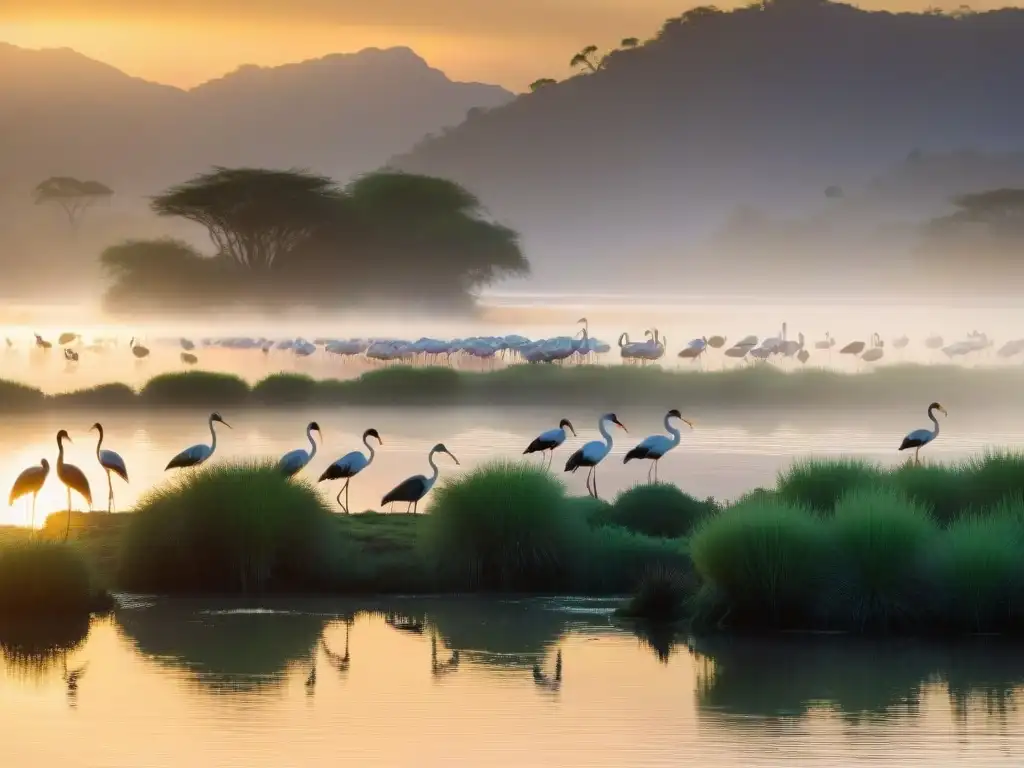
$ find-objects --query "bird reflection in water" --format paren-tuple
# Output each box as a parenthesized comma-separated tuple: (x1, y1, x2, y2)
(385, 614, 425, 634)
(430, 630, 459, 679)
(321, 618, 352, 678)
(63, 654, 87, 708)
(532, 648, 562, 692)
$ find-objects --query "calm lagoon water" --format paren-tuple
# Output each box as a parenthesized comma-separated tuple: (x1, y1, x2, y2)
(4, 597, 1024, 767)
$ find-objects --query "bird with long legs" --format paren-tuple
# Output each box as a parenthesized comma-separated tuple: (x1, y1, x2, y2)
(532, 649, 562, 691)
(522, 419, 576, 469)
(9, 458, 49, 532)
(623, 409, 693, 482)
(90, 423, 127, 513)
(564, 413, 627, 499)
(381, 443, 459, 513)
(279, 421, 322, 478)
(56, 430, 91, 541)
(899, 402, 946, 465)
(165, 412, 231, 470)
(321, 620, 352, 676)
(318, 428, 381, 512)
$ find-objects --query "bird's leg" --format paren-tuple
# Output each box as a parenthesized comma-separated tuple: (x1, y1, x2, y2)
(586, 467, 595, 497)
(655, 460, 660, 483)
(107, 471, 113, 514)
(647, 463, 654, 483)
(64, 488, 72, 542)
(593, 468, 599, 499)
(915, 446, 920, 465)
(345, 480, 351, 515)
(30, 494, 36, 536)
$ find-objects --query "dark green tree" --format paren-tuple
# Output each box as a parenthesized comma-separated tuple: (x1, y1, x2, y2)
(33, 177, 113, 227)
(570, 45, 602, 73)
(529, 78, 558, 92)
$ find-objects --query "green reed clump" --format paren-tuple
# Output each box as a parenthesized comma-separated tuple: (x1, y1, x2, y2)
(118, 460, 341, 593)
(139, 371, 250, 407)
(926, 507, 1024, 632)
(825, 488, 937, 631)
(251, 373, 320, 405)
(615, 563, 693, 622)
(574, 524, 691, 593)
(564, 494, 614, 528)
(51, 382, 136, 408)
(600, 482, 714, 537)
(422, 460, 583, 591)
(0, 541, 95, 617)
(690, 496, 827, 627)
(776, 458, 885, 514)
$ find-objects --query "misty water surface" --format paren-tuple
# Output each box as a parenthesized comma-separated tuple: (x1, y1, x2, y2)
(4, 598, 1024, 768)
(3, 406, 1023, 524)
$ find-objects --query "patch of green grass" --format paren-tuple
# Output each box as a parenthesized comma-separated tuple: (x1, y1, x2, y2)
(776, 458, 885, 514)
(138, 371, 250, 407)
(601, 482, 714, 537)
(118, 460, 340, 593)
(825, 488, 937, 631)
(0, 540, 96, 617)
(251, 373, 320, 405)
(690, 496, 828, 627)
(423, 460, 582, 590)
(615, 563, 693, 621)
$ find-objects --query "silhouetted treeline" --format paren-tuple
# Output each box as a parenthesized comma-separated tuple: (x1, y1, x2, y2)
(99, 168, 528, 313)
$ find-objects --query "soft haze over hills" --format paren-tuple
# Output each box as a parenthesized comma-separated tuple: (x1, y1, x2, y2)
(390, 1, 1024, 288)
(0, 43, 513, 195)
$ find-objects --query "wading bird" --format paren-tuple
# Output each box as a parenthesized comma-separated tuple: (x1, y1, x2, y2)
(56, 430, 91, 541)
(165, 412, 231, 470)
(9, 458, 49, 531)
(279, 421, 322, 478)
(381, 443, 459, 513)
(522, 419, 576, 469)
(180, 352, 198, 365)
(90, 423, 127, 513)
(623, 409, 693, 482)
(564, 413, 627, 499)
(130, 337, 150, 359)
(899, 402, 946, 465)
(318, 428, 382, 512)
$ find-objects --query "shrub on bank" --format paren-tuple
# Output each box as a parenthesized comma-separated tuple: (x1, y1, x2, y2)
(0, 541, 95, 617)
(138, 371, 250, 407)
(600, 482, 714, 537)
(824, 488, 936, 631)
(690, 497, 828, 627)
(776, 458, 884, 514)
(423, 460, 582, 590)
(615, 563, 692, 621)
(251, 373, 319, 405)
(118, 460, 340, 593)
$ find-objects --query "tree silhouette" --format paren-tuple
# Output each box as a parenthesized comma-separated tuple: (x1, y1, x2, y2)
(33, 177, 113, 227)
(621, 37, 640, 48)
(530, 78, 558, 92)
(570, 45, 601, 73)
(103, 169, 529, 312)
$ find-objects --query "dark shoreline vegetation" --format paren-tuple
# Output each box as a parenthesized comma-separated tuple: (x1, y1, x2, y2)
(2, 363, 1024, 411)
(7, 453, 1024, 636)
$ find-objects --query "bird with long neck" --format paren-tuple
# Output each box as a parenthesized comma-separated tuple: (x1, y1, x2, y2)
(564, 413, 627, 499)
(318, 428, 382, 513)
(91, 423, 128, 514)
(623, 409, 693, 482)
(278, 421, 322, 478)
(165, 412, 231, 471)
(381, 443, 459, 513)
(56, 430, 91, 541)
(899, 402, 947, 465)
(9, 458, 49, 533)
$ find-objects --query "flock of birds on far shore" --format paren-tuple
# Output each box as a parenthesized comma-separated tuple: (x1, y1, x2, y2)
(9, 321, 1018, 370)
(7, 399, 948, 530)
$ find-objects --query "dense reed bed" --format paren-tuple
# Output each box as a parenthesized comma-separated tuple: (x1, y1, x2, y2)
(1, 363, 1023, 410)
(0, 540, 108, 618)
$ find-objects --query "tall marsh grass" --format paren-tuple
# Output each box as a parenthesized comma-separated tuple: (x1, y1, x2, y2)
(118, 460, 340, 593)
(0, 541, 95, 617)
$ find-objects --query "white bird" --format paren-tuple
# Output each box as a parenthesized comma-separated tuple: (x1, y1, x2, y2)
(90, 423, 128, 514)
(899, 402, 946, 465)
(563, 413, 627, 499)
(522, 419, 577, 469)
(165, 412, 231, 470)
(623, 408, 693, 482)
(381, 443, 460, 513)
(815, 332, 835, 351)
(861, 333, 884, 362)
(318, 428, 382, 513)
(279, 421, 323, 478)
(893, 335, 910, 349)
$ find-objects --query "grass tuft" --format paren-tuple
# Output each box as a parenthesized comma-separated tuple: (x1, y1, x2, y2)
(601, 482, 714, 537)
(118, 460, 339, 593)
(0, 540, 95, 617)
(776, 458, 885, 514)
(615, 563, 693, 621)
(138, 371, 250, 407)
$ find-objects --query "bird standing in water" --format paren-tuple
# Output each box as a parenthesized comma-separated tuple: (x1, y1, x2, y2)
(564, 413, 627, 499)
(522, 419, 576, 469)
(623, 409, 693, 482)
(899, 402, 947, 464)
(91, 423, 128, 513)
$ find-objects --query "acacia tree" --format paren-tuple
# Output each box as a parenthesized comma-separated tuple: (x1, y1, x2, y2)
(33, 177, 113, 227)
(150, 167, 341, 271)
(570, 45, 602, 73)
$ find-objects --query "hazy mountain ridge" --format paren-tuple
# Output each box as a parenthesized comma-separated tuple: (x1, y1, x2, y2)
(0, 43, 514, 195)
(389, 1, 1024, 285)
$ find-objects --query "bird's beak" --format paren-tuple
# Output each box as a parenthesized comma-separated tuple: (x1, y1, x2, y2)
(447, 451, 460, 465)
(569, 426, 577, 437)
(940, 407, 948, 416)
(222, 421, 233, 429)
(615, 420, 627, 432)
(682, 418, 694, 429)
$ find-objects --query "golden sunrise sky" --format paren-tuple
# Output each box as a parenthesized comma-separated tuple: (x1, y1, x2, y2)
(0, 0, 1013, 91)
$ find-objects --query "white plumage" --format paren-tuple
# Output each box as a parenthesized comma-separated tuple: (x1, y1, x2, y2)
(279, 421, 322, 478)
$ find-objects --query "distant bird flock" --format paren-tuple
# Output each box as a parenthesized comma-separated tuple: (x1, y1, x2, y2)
(7, 321, 1018, 373)
(7, 401, 947, 527)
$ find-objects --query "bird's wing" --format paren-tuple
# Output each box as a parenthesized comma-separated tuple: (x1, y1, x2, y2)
(319, 452, 365, 481)
(537, 428, 564, 444)
(99, 450, 129, 482)
(563, 447, 585, 472)
(277, 449, 308, 476)
(63, 465, 92, 505)
(166, 444, 207, 470)
(636, 435, 668, 453)
(382, 475, 427, 506)
(899, 429, 934, 449)
(9, 466, 44, 504)
(580, 440, 609, 462)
